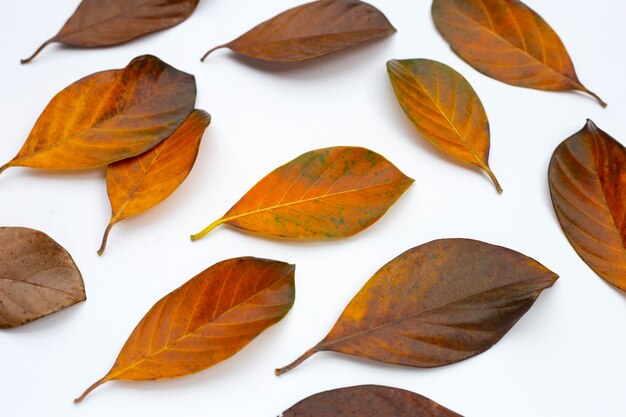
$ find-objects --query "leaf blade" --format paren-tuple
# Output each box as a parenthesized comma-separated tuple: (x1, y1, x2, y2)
(191, 146, 414, 240)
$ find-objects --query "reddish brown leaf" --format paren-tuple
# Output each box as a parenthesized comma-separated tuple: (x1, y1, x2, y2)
(202, 0, 396, 62)
(98, 109, 211, 255)
(431, 0, 606, 107)
(276, 239, 557, 374)
(22, 0, 200, 63)
(0, 227, 85, 328)
(75, 257, 295, 402)
(0, 55, 196, 174)
(281, 385, 463, 417)
(549, 120, 626, 292)
(190, 147, 413, 241)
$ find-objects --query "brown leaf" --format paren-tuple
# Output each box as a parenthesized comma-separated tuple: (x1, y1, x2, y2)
(0, 55, 196, 175)
(98, 109, 211, 255)
(387, 59, 501, 193)
(0, 227, 85, 328)
(431, 0, 606, 107)
(201, 0, 395, 62)
(75, 257, 295, 402)
(281, 385, 463, 417)
(276, 238, 557, 374)
(22, 0, 199, 63)
(549, 120, 626, 292)
(190, 146, 413, 241)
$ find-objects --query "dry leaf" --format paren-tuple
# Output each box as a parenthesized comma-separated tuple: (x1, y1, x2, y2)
(387, 59, 501, 193)
(201, 0, 395, 62)
(98, 109, 211, 255)
(0, 227, 85, 328)
(431, 0, 606, 107)
(549, 120, 626, 292)
(0, 55, 196, 174)
(281, 385, 462, 417)
(190, 146, 413, 241)
(276, 239, 557, 374)
(75, 257, 295, 402)
(22, 0, 199, 63)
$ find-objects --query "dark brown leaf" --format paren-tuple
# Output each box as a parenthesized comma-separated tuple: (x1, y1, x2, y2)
(202, 0, 396, 62)
(0, 227, 85, 328)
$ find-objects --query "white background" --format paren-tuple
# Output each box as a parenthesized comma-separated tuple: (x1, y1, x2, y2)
(1, 1, 625, 416)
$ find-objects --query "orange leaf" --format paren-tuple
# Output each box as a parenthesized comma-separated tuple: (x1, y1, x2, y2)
(387, 59, 501, 193)
(190, 147, 413, 241)
(431, 0, 605, 107)
(75, 257, 295, 402)
(0, 55, 196, 174)
(549, 120, 626, 292)
(98, 110, 211, 255)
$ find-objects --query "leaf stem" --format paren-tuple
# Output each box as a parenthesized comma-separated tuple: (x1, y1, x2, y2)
(583, 88, 607, 108)
(97, 223, 114, 256)
(200, 44, 228, 62)
(483, 166, 503, 194)
(21, 39, 54, 64)
(74, 377, 108, 404)
(0, 164, 8, 175)
(275, 347, 319, 376)
(190, 218, 224, 241)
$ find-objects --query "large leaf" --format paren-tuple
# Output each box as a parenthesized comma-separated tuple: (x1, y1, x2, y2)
(0, 227, 85, 328)
(276, 239, 557, 374)
(0, 55, 196, 174)
(431, 0, 606, 107)
(98, 109, 211, 255)
(201, 0, 395, 62)
(75, 257, 295, 402)
(387, 59, 501, 193)
(549, 120, 626, 292)
(22, 0, 199, 63)
(281, 385, 463, 417)
(190, 146, 413, 241)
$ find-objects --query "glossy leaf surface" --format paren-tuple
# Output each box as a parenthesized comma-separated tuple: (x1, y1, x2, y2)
(387, 59, 501, 192)
(98, 109, 211, 255)
(202, 0, 395, 62)
(549, 120, 626, 292)
(276, 239, 557, 374)
(191, 147, 413, 240)
(431, 0, 605, 107)
(0, 55, 196, 174)
(22, 0, 199, 63)
(281, 385, 463, 417)
(0, 227, 85, 328)
(76, 257, 295, 402)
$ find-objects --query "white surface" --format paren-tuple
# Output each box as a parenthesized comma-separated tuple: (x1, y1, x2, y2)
(1, 1, 625, 416)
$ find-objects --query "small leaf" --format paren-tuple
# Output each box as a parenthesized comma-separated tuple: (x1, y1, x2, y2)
(98, 109, 211, 255)
(0, 55, 196, 175)
(190, 147, 413, 241)
(22, 0, 200, 63)
(0, 227, 85, 328)
(549, 120, 626, 292)
(202, 0, 396, 62)
(75, 257, 295, 402)
(281, 385, 463, 417)
(387, 59, 501, 193)
(431, 0, 606, 107)
(276, 239, 557, 374)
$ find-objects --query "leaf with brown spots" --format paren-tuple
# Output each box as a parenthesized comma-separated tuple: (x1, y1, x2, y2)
(75, 257, 295, 402)
(190, 146, 413, 241)
(98, 109, 211, 255)
(281, 385, 463, 417)
(431, 0, 605, 107)
(387, 59, 501, 192)
(22, 0, 199, 63)
(0, 55, 196, 175)
(549, 120, 626, 292)
(201, 0, 395, 62)
(0, 227, 85, 328)
(276, 239, 557, 374)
